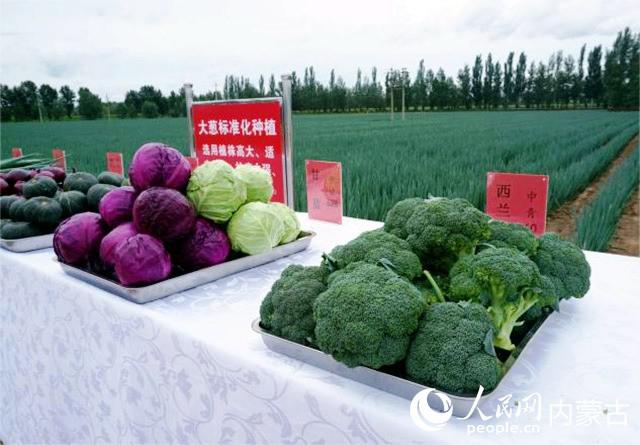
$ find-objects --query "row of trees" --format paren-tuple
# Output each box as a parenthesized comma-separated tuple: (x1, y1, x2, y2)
(1, 28, 637, 122)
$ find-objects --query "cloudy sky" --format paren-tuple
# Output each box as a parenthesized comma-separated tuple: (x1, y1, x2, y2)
(1, 0, 637, 100)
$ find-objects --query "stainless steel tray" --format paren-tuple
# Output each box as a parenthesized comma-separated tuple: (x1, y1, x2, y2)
(0, 233, 54, 252)
(253, 313, 549, 418)
(58, 231, 315, 304)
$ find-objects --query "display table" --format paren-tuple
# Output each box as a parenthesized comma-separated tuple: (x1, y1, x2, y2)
(1, 214, 639, 444)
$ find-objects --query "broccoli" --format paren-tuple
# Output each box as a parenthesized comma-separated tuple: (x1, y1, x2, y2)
(384, 197, 426, 239)
(324, 228, 423, 280)
(486, 220, 539, 257)
(448, 247, 544, 351)
(403, 197, 491, 272)
(259, 265, 329, 345)
(413, 271, 448, 304)
(313, 262, 426, 369)
(405, 302, 502, 394)
(534, 232, 591, 300)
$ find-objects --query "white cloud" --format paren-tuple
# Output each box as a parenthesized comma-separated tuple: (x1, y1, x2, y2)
(1, 0, 637, 100)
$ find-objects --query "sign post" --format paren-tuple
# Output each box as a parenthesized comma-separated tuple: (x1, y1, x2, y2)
(184, 83, 195, 157)
(485, 172, 549, 236)
(305, 160, 343, 224)
(281, 75, 295, 208)
(185, 79, 294, 206)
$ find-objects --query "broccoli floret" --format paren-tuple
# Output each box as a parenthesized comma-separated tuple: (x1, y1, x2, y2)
(486, 220, 539, 257)
(403, 197, 491, 272)
(259, 265, 328, 345)
(448, 247, 543, 351)
(384, 197, 426, 239)
(313, 262, 426, 368)
(406, 302, 502, 394)
(325, 228, 423, 280)
(534, 232, 591, 300)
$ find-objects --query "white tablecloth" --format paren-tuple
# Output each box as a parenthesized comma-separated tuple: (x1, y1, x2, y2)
(1, 214, 639, 445)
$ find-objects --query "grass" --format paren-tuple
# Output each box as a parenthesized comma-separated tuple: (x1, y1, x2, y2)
(575, 146, 639, 251)
(1, 111, 638, 221)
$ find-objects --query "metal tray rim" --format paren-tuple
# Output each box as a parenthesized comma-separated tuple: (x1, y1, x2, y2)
(252, 312, 550, 403)
(57, 231, 316, 304)
(0, 233, 54, 252)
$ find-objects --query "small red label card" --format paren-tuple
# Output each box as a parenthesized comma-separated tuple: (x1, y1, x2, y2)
(486, 172, 549, 236)
(186, 156, 199, 171)
(11, 147, 23, 158)
(52, 148, 66, 170)
(106, 152, 124, 175)
(305, 160, 343, 224)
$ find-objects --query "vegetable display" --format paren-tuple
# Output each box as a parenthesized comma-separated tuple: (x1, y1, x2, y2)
(112, 234, 172, 286)
(128, 142, 191, 192)
(172, 218, 231, 271)
(260, 196, 591, 396)
(51, 144, 303, 287)
(1, 168, 125, 240)
(53, 212, 108, 265)
(227, 202, 284, 255)
(186, 160, 247, 223)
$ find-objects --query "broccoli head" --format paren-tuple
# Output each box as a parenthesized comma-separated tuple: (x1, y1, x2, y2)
(448, 247, 543, 351)
(486, 220, 539, 257)
(325, 228, 423, 280)
(313, 262, 426, 369)
(403, 197, 491, 272)
(406, 301, 502, 394)
(384, 197, 426, 239)
(534, 232, 591, 300)
(259, 265, 328, 345)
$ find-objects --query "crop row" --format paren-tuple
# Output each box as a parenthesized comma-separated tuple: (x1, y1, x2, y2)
(575, 147, 639, 251)
(1, 111, 638, 221)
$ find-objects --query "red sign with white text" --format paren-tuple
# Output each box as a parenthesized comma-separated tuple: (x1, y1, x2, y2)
(305, 160, 342, 224)
(191, 100, 286, 203)
(11, 147, 23, 158)
(106, 152, 124, 175)
(52, 148, 66, 170)
(486, 172, 548, 236)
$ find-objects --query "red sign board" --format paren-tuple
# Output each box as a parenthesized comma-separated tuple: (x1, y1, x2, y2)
(305, 160, 342, 224)
(52, 148, 66, 170)
(486, 172, 549, 236)
(106, 152, 124, 176)
(191, 100, 286, 203)
(186, 156, 199, 171)
(11, 147, 23, 158)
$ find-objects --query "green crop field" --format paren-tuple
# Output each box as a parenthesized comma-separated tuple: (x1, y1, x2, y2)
(1, 111, 637, 221)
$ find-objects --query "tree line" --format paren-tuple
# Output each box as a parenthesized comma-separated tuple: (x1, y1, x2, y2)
(1, 27, 637, 122)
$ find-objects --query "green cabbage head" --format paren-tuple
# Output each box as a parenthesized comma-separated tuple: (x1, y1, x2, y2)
(269, 202, 301, 244)
(187, 160, 247, 223)
(227, 202, 285, 255)
(235, 164, 274, 203)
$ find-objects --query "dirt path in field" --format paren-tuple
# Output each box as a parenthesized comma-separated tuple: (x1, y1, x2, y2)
(608, 189, 639, 256)
(546, 134, 639, 249)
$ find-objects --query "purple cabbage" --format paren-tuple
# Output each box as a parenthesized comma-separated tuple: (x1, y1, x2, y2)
(99, 222, 138, 268)
(99, 186, 137, 228)
(173, 218, 231, 271)
(5, 169, 31, 185)
(35, 170, 56, 179)
(40, 166, 66, 183)
(129, 143, 191, 192)
(133, 187, 196, 241)
(0, 178, 10, 196)
(113, 234, 172, 286)
(53, 212, 108, 265)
